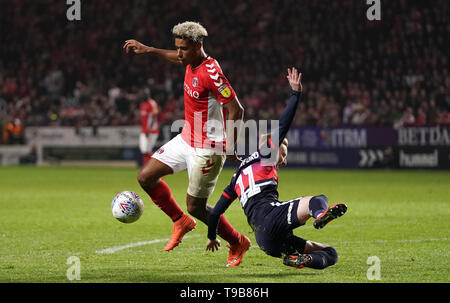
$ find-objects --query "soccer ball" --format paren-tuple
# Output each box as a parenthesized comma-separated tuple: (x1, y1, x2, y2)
(111, 191, 144, 223)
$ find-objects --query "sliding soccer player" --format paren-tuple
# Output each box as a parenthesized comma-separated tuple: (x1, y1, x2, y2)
(206, 67, 347, 269)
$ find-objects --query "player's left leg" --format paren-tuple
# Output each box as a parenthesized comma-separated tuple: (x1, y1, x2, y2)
(187, 194, 250, 267)
(186, 195, 239, 244)
(186, 151, 250, 267)
(296, 195, 347, 229)
(185, 151, 227, 226)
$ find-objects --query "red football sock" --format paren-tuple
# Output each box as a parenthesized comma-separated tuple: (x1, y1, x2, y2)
(217, 214, 240, 245)
(148, 180, 184, 221)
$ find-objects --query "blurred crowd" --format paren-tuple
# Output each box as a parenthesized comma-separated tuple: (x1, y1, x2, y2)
(0, 0, 449, 144)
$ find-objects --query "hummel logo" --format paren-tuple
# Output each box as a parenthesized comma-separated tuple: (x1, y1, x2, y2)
(209, 73, 219, 80)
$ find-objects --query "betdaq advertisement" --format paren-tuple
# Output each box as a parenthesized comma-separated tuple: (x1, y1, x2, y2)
(285, 126, 449, 169)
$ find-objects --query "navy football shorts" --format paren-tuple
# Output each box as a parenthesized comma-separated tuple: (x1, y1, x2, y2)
(248, 197, 307, 258)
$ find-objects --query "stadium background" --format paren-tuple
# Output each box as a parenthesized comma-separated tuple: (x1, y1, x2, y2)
(0, 0, 448, 168)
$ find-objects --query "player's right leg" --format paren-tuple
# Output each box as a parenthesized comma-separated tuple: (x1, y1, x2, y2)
(283, 240, 338, 270)
(137, 157, 184, 221)
(137, 135, 197, 251)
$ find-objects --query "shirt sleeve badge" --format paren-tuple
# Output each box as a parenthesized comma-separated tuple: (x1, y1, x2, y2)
(218, 85, 232, 98)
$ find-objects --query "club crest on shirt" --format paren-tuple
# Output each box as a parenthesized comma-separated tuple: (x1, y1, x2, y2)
(218, 85, 232, 98)
(192, 77, 199, 87)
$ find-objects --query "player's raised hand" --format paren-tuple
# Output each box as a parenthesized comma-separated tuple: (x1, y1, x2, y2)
(206, 239, 221, 252)
(123, 39, 150, 54)
(286, 67, 302, 92)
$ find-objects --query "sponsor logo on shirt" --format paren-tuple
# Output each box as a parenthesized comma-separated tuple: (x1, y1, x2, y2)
(184, 82, 200, 99)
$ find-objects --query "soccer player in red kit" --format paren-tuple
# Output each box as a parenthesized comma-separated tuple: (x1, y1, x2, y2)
(124, 21, 250, 266)
(139, 91, 159, 165)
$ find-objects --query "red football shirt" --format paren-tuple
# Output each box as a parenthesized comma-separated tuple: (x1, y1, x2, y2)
(180, 56, 236, 149)
(140, 98, 159, 134)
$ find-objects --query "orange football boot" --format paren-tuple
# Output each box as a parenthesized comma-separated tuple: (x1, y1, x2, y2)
(226, 235, 251, 267)
(164, 214, 196, 251)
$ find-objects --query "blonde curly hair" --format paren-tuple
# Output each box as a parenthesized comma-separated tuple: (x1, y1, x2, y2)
(172, 21, 208, 43)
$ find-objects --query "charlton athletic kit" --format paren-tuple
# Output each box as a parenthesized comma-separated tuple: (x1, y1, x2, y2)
(152, 56, 236, 198)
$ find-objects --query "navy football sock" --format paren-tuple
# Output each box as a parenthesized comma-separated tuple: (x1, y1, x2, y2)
(306, 246, 338, 269)
(282, 234, 308, 255)
(309, 194, 328, 219)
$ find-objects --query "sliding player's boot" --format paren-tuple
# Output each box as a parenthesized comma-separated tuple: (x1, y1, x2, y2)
(313, 203, 347, 229)
(283, 254, 312, 268)
(164, 214, 196, 251)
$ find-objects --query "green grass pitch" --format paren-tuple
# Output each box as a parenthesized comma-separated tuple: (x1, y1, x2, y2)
(0, 166, 448, 283)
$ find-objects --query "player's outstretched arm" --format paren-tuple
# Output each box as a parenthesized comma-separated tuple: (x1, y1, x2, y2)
(260, 68, 303, 161)
(123, 39, 181, 65)
(206, 184, 237, 251)
(276, 67, 303, 145)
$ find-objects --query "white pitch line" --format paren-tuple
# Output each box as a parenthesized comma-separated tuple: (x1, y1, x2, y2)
(95, 234, 200, 254)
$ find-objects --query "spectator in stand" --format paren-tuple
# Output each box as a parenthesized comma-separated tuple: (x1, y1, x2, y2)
(2, 118, 24, 144)
(394, 106, 416, 129)
(414, 107, 427, 126)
